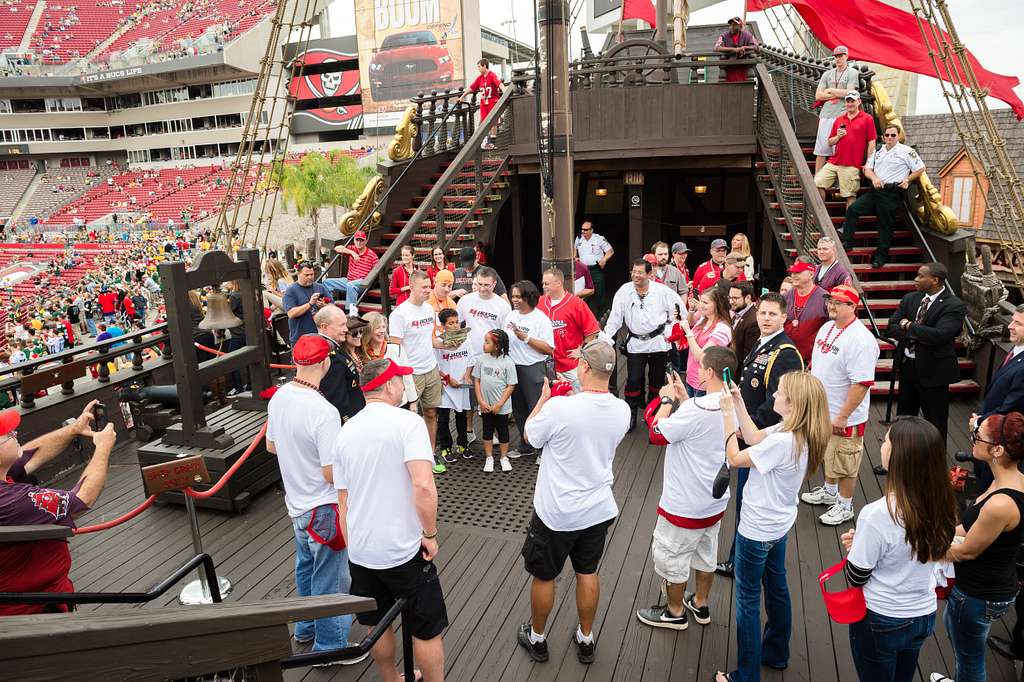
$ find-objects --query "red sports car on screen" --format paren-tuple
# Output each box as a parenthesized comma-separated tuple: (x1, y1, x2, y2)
(368, 30, 454, 101)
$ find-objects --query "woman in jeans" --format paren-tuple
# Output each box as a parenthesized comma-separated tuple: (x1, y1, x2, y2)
(840, 417, 957, 682)
(715, 371, 831, 682)
(932, 411, 1024, 682)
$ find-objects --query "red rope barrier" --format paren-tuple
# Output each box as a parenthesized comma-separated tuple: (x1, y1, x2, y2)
(194, 341, 296, 370)
(72, 421, 269, 533)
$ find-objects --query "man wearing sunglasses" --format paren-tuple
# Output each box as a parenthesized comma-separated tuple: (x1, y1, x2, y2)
(0, 401, 117, 615)
(842, 124, 926, 269)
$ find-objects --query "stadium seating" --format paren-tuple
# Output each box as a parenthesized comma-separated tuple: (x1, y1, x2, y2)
(0, 169, 37, 219)
(28, 1, 129, 63)
(0, 0, 38, 50)
(19, 166, 116, 224)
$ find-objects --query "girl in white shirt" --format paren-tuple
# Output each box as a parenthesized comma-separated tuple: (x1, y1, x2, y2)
(840, 416, 957, 682)
(715, 371, 831, 682)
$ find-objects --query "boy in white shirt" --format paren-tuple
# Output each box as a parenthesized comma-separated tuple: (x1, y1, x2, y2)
(435, 308, 475, 463)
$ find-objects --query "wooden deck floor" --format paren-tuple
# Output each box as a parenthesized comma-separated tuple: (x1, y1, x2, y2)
(59, 398, 1021, 682)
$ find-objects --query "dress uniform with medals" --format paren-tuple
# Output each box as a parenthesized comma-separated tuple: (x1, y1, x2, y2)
(717, 327, 803, 577)
(842, 139, 925, 268)
(317, 333, 365, 421)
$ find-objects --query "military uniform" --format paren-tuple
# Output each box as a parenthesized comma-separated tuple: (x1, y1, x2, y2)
(842, 142, 925, 266)
(317, 333, 365, 421)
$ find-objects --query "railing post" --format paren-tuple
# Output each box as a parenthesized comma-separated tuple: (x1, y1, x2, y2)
(468, 91, 477, 138)
(98, 344, 111, 383)
(435, 196, 447, 253)
(20, 366, 35, 409)
(426, 92, 437, 155)
(61, 355, 75, 396)
(413, 93, 424, 153)
(439, 91, 451, 153)
(132, 345, 144, 371)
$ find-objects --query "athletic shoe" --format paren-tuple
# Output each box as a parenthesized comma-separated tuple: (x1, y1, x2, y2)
(636, 605, 688, 630)
(684, 594, 711, 625)
(312, 646, 371, 667)
(929, 674, 952, 682)
(467, 432, 477, 445)
(432, 458, 447, 475)
(800, 486, 839, 506)
(819, 502, 855, 526)
(517, 622, 549, 662)
(458, 445, 474, 460)
(574, 630, 596, 664)
(440, 448, 458, 464)
(715, 561, 734, 578)
(506, 449, 523, 459)
(483, 457, 494, 473)
(500, 457, 512, 472)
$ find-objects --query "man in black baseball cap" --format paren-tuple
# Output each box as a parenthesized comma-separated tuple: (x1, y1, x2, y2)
(451, 246, 508, 301)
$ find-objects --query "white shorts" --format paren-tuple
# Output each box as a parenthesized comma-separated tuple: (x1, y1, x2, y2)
(814, 117, 836, 157)
(650, 515, 720, 584)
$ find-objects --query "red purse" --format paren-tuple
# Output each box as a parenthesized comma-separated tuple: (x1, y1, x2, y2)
(819, 558, 867, 624)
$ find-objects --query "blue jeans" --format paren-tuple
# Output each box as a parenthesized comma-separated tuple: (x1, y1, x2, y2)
(685, 384, 706, 398)
(725, 467, 750, 565)
(849, 609, 935, 682)
(734, 532, 791, 681)
(292, 507, 352, 650)
(943, 585, 1016, 682)
(323, 277, 364, 309)
(85, 317, 98, 336)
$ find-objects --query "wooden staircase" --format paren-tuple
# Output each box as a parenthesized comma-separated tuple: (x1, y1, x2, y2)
(755, 142, 979, 398)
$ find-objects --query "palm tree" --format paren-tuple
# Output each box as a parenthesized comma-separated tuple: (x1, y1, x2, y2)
(275, 152, 375, 253)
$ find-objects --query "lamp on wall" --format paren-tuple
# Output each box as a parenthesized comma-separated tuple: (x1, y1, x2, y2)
(595, 181, 608, 197)
(693, 184, 708, 195)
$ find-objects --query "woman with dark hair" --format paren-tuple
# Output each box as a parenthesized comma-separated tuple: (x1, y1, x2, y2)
(839, 416, 957, 682)
(504, 280, 554, 458)
(427, 246, 454, 284)
(932, 412, 1024, 682)
(388, 245, 417, 307)
(681, 286, 732, 398)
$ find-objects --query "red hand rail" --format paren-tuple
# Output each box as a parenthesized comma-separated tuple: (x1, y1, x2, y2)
(194, 341, 296, 370)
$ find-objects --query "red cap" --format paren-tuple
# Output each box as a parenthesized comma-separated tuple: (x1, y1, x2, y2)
(787, 261, 816, 275)
(642, 253, 658, 265)
(353, 231, 367, 240)
(549, 380, 574, 397)
(360, 359, 413, 392)
(0, 409, 20, 437)
(827, 284, 861, 306)
(292, 334, 331, 366)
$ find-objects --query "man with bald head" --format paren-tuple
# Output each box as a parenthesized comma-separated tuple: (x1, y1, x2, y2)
(315, 305, 365, 420)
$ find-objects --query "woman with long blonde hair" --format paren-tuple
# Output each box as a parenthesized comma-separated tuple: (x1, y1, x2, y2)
(715, 371, 831, 682)
(262, 258, 292, 311)
(731, 233, 755, 280)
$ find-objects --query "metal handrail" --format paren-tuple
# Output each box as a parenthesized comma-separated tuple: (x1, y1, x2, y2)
(316, 91, 477, 282)
(0, 553, 221, 606)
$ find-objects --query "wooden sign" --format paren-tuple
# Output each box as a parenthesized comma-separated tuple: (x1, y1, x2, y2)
(141, 455, 211, 496)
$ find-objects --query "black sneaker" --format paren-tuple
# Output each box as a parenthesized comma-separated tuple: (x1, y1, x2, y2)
(574, 629, 596, 664)
(715, 561, 734, 578)
(517, 622, 549, 662)
(684, 593, 711, 625)
(636, 604, 688, 630)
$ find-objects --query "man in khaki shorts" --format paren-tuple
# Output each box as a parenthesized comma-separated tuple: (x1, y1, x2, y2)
(389, 270, 444, 451)
(814, 91, 876, 210)
(801, 284, 879, 526)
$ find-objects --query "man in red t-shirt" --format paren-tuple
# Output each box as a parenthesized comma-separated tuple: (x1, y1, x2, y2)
(97, 287, 118, 322)
(460, 59, 504, 149)
(0, 402, 116, 616)
(538, 266, 600, 392)
(814, 90, 876, 208)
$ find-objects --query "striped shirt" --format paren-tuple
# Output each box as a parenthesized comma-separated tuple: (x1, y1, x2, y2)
(346, 247, 379, 281)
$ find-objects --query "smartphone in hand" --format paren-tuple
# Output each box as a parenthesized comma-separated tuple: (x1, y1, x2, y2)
(93, 402, 108, 431)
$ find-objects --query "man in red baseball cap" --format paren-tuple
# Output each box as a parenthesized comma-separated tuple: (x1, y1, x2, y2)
(783, 259, 829, 362)
(326, 230, 380, 316)
(266, 334, 369, 659)
(0, 400, 116, 615)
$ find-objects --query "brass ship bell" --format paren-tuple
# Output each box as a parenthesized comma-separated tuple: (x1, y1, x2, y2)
(198, 292, 243, 331)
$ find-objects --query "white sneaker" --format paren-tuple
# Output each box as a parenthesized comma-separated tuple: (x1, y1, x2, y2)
(467, 432, 477, 445)
(500, 457, 512, 472)
(507, 449, 522, 459)
(929, 674, 952, 682)
(819, 503, 855, 526)
(483, 457, 494, 473)
(801, 486, 839, 506)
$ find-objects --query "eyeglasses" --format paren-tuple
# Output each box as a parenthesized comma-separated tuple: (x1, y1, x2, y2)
(970, 424, 999, 446)
(883, 133, 898, 138)
(0, 430, 17, 447)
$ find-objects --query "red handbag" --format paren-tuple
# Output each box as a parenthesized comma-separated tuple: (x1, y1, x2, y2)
(819, 558, 867, 624)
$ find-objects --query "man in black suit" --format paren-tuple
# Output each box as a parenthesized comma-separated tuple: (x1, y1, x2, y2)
(314, 305, 365, 421)
(716, 292, 803, 578)
(886, 262, 967, 446)
(729, 281, 759, 378)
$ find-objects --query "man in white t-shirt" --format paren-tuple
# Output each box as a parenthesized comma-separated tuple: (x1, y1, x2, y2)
(333, 358, 447, 682)
(266, 334, 364, 659)
(390, 270, 443, 451)
(638, 345, 737, 631)
(457, 266, 512, 356)
(516, 341, 630, 665)
(803, 284, 879, 526)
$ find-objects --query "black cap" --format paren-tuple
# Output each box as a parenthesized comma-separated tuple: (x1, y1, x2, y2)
(458, 246, 476, 266)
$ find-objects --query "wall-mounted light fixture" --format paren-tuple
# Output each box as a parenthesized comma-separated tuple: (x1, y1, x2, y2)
(693, 184, 708, 195)
(595, 181, 608, 197)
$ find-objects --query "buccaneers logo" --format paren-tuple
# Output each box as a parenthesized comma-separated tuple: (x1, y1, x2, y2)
(288, 48, 363, 128)
(28, 489, 70, 521)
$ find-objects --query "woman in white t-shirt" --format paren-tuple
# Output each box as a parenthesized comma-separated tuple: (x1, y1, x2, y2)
(714, 372, 831, 682)
(839, 416, 957, 682)
(504, 280, 554, 457)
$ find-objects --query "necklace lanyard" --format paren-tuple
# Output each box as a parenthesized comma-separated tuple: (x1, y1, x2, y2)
(832, 66, 849, 90)
(292, 378, 325, 399)
(818, 320, 854, 354)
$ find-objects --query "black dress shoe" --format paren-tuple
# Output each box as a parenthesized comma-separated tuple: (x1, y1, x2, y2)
(873, 464, 888, 475)
(871, 257, 887, 269)
(627, 411, 637, 433)
(715, 561, 734, 578)
(988, 636, 1024, 661)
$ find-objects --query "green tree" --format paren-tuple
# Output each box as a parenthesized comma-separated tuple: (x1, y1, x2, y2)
(274, 151, 375, 250)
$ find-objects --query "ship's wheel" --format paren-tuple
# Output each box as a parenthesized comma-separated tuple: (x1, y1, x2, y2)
(600, 38, 671, 85)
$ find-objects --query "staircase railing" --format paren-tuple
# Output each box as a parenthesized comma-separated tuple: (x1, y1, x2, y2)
(356, 86, 516, 316)
(754, 63, 887, 341)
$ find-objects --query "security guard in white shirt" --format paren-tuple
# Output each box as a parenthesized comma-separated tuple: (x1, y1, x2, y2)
(603, 258, 684, 431)
(575, 221, 614, 317)
(841, 124, 926, 269)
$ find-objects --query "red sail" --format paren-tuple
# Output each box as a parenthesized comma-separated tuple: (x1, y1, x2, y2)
(622, 0, 657, 28)
(747, 0, 1023, 119)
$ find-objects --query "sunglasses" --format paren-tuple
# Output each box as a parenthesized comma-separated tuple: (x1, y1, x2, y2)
(883, 133, 898, 138)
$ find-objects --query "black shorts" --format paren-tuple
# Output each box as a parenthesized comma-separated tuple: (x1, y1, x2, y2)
(521, 512, 614, 581)
(349, 554, 448, 641)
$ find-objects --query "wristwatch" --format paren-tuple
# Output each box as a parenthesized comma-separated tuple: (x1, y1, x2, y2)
(660, 396, 677, 408)
(422, 529, 438, 540)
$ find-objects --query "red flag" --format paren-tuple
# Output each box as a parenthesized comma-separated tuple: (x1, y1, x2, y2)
(622, 0, 657, 28)
(747, 0, 1024, 119)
